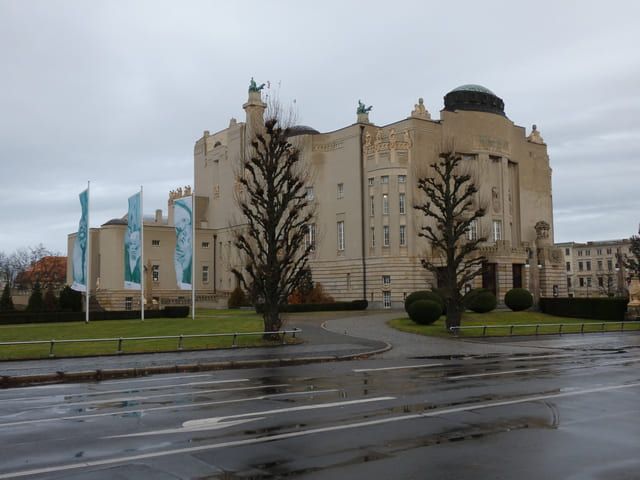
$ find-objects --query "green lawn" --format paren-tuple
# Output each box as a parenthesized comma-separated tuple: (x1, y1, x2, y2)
(0, 309, 288, 360)
(389, 311, 640, 338)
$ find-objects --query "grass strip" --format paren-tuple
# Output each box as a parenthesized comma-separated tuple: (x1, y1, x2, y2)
(0, 309, 290, 360)
(389, 311, 640, 338)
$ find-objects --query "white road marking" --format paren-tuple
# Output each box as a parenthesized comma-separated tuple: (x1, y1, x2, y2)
(0, 389, 339, 427)
(2, 382, 638, 479)
(0, 378, 250, 404)
(507, 354, 576, 361)
(106, 396, 397, 438)
(448, 368, 539, 379)
(29, 383, 290, 409)
(353, 363, 444, 373)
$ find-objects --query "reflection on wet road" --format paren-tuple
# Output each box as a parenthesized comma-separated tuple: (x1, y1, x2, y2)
(1, 348, 639, 479)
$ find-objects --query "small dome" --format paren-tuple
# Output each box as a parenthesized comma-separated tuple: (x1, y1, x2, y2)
(450, 84, 496, 95)
(287, 125, 320, 137)
(444, 84, 505, 116)
(102, 218, 128, 226)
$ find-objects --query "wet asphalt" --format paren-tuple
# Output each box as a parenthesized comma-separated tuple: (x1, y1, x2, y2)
(2, 309, 639, 387)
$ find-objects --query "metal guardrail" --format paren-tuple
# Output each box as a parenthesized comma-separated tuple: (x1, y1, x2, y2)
(451, 321, 640, 337)
(0, 328, 301, 357)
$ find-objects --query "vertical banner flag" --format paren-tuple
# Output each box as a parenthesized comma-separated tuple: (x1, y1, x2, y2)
(71, 189, 89, 292)
(174, 196, 193, 290)
(124, 192, 142, 290)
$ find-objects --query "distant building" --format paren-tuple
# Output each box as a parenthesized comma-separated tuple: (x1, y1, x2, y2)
(16, 256, 67, 292)
(69, 83, 567, 310)
(556, 240, 631, 297)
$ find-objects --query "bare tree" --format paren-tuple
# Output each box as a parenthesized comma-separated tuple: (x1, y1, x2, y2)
(232, 117, 314, 337)
(414, 151, 486, 331)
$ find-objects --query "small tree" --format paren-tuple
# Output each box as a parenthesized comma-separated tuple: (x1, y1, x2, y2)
(44, 284, 58, 311)
(27, 282, 45, 312)
(625, 227, 640, 279)
(59, 285, 82, 311)
(415, 151, 486, 331)
(0, 283, 14, 312)
(232, 117, 314, 337)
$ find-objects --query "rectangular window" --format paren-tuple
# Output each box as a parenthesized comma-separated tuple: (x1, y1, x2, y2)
(125, 297, 133, 311)
(607, 260, 613, 271)
(597, 249, 602, 256)
(347, 273, 351, 289)
(381, 175, 389, 184)
(370, 196, 375, 216)
(337, 183, 344, 199)
(399, 225, 406, 246)
(597, 260, 603, 270)
(152, 264, 159, 282)
(202, 242, 210, 248)
(492, 220, 501, 242)
(202, 266, 209, 283)
(467, 219, 478, 241)
(578, 251, 582, 256)
(306, 187, 314, 200)
(598, 277, 604, 287)
(585, 249, 591, 256)
(337, 221, 345, 251)
(579, 262, 584, 271)
(398, 175, 406, 183)
(566, 261, 571, 271)
(383, 290, 391, 309)
(368, 177, 374, 185)
(607, 248, 612, 255)
(305, 224, 316, 250)
(399, 193, 405, 214)
(587, 277, 592, 287)
(383, 194, 389, 215)
(383, 225, 390, 246)
(567, 277, 572, 288)
(490, 155, 501, 163)
(565, 248, 570, 256)
(152, 239, 160, 246)
(371, 227, 375, 248)
(586, 261, 591, 271)
(382, 275, 391, 285)
(579, 277, 585, 287)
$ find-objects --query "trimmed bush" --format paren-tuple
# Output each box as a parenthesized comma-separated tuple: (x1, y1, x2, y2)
(468, 290, 497, 313)
(228, 286, 248, 309)
(408, 299, 442, 325)
(404, 290, 444, 313)
(504, 288, 533, 312)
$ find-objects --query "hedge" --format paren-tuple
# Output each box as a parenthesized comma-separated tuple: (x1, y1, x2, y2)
(0, 306, 190, 325)
(539, 297, 628, 321)
(256, 299, 368, 313)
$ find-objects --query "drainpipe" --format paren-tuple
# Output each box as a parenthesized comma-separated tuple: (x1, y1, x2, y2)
(360, 125, 367, 301)
(213, 234, 217, 295)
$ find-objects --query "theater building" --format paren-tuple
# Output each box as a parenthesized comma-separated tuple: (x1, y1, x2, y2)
(68, 83, 567, 310)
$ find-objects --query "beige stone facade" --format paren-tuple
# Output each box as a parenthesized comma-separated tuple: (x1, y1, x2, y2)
(68, 83, 567, 310)
(556, 239, 631, 297)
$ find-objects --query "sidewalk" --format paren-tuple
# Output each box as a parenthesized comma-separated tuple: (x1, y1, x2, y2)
(2, 310, 639, 387)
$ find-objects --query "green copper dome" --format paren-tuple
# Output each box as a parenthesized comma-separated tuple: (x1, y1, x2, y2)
(450, 84, 496, 95)
(444, 84, 505, 116)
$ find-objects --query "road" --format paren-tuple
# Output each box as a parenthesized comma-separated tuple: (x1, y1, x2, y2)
(1, 338, 639, 479)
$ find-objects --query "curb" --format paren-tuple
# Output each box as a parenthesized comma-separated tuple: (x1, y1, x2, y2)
(1, 344, 392, 388)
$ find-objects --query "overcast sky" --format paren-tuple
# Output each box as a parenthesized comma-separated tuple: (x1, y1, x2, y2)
(2, 0, 639, 255)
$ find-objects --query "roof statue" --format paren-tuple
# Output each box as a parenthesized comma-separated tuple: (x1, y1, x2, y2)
(527, 124, 545, 144)
(248, 77, 265, 93)
(357, 100, 373, 114)
(411, 97, 431, 119)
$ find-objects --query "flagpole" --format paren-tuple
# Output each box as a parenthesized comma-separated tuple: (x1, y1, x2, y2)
(140, 186, 145, 322)
(191, 190, 195, 320)
(85, 181, 90, 324)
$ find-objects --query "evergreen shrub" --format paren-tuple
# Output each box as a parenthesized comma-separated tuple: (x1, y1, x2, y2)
(504, 288, 533, 311)
(468, 290, 497, 313)
(404, 290, 444, 313)
(408, 299, 442, 325)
